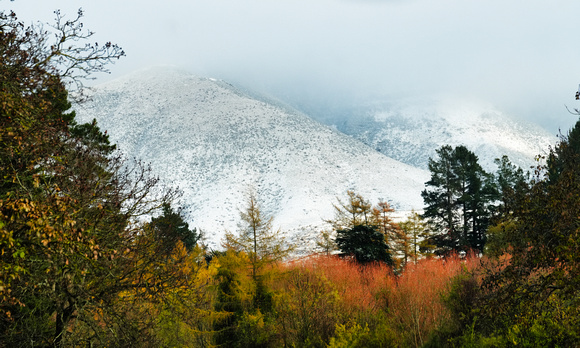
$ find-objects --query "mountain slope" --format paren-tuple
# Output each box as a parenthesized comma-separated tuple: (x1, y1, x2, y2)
(74, 67, 429, 248)
(294, 98, 556, 171)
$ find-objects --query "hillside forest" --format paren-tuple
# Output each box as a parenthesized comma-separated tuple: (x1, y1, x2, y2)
(2, 9, 580, 348)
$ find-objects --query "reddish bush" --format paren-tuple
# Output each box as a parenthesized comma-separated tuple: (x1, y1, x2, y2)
(276, 254, 481, 347)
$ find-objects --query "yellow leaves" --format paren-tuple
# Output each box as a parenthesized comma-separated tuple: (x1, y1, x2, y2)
(32, 174, 40, 188)
(18, 200, 33, 213)
(169, 240, 188, 262)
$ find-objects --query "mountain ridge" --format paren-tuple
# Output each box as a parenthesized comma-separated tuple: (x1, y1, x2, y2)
(295, 97, 556, 171)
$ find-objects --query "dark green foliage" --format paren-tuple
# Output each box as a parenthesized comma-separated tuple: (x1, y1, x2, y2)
(422, 145, 497, 255)
(480, 121, 580, 342)
(148, 203, 198, 255)
(437, 119, 580, 346)
(493, 155, 529, 215)
(214, 263, 246, 346)
(425, 270, 482, 347)
(335, 225, 392, 265)
(253, 277, 274, 314)
(547, 119, 580, 185)
(70, 118, 117, 155)
(421, 145, 461, 255)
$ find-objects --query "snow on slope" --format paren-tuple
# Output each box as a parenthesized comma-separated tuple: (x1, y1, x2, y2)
(74, 66, 429, 249)
(325, 98, 556, 172)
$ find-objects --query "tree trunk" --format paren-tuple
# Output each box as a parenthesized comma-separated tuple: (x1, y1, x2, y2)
(54, 302, 74, 348)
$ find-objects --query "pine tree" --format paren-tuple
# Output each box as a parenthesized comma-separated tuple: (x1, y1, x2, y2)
(454, 146, 496, 253)
(422, 145, 495, 254)
(335, 225, 392, 265)
(327, 192, 395, 265)
(148, 203, 199, 256)
(421, 145, 459, 254)
(494, 155, 529, 215)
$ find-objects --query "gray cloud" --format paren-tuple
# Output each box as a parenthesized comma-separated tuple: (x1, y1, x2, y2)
(8, 0, 580, 133)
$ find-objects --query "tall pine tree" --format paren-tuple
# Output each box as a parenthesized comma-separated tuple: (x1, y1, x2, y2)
(421, 145, 460, 254)
(422, 145, 496, 254)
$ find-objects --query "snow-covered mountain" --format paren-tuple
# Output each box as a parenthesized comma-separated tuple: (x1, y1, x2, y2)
(74, 66, 429, 249)
(292, 98, 556, 172)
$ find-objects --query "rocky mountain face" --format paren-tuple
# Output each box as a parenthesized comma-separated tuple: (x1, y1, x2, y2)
(74, 67, 429, 249)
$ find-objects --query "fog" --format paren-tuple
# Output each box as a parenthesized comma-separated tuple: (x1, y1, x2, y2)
(7, 0, 580, 133)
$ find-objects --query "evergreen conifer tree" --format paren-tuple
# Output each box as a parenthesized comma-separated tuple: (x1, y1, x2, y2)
(148, 203, 199, 256)
(335, 224, 392, 265)
(328, 191, 395, 265)
(422, 145, 495, 254)
(494, 155, 529, 215)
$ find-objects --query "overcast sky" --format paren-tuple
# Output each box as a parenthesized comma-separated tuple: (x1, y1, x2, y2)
(7, 0, 580, 133)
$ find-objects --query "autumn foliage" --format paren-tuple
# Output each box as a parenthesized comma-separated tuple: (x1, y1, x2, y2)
(4, 5, 580, 347)
(267, 254, 479, 347)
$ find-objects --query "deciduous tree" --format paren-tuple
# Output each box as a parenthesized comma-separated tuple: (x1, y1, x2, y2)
(0, 8, 202, 347)
(326, 190, 373, 231)
(316, 229, 337, 255)
(399, 210, 428, 264)
(223, 190, 291, 280)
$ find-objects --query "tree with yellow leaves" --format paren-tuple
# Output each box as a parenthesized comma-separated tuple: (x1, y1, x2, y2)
(223, 190, 291, 280)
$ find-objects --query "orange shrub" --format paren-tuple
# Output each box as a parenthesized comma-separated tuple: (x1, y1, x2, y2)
(284, 255, 393, 318)
(276, 254, 481, 347)
(388, 255, 479, 347)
